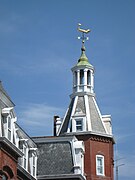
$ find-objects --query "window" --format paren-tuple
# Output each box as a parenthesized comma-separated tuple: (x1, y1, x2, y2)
(96, 155, 105, 176)
(7, 117, 11, 141)
(76, 119, 83, 131)
(32, 155, 36, 176)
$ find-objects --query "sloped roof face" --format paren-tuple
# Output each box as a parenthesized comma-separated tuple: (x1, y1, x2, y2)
(75, 97, 86, 115)
(59, 94, 106, 135)
(60, 98, 75, 134)
(37, 141, 73, 176)
(0, 81, 14, 107)
(88, 96, 106, 133)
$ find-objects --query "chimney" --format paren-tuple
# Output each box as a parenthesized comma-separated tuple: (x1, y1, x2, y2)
(53, 115, 59, 136)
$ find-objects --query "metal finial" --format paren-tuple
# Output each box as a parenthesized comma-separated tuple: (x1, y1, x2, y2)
(77, 23, 91, 45)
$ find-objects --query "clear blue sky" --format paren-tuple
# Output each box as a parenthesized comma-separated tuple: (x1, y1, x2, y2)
(0, 0, 135, 179)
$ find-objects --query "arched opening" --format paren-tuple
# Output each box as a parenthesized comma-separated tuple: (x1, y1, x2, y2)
(80, 70, 84, 85)
(3, 166, 14, 179)
(87, 70, 91, 85)
(74, 71, 77, 86)
(2, 174, 7, 180)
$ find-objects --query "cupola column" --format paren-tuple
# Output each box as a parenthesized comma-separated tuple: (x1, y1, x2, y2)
(91, 71, 94, 93)
(84, 69, 88, 92)
(73, 72, 76, 90)
(77, 70, 80, 92)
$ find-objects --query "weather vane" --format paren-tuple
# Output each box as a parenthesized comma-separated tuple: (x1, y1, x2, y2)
(77, 23, 91, 45)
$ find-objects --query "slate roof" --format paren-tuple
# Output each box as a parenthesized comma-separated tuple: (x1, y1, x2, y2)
(59, 94, 106, 135)
(0, 81, 15, 107)
(33, 137, 74, 176)
(88, 96, 106, 133)
(75, 96, 86, 115)
(59, 98, 75, 134)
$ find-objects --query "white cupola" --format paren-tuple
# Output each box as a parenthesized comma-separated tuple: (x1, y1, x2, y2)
(72, 44, 94, 94)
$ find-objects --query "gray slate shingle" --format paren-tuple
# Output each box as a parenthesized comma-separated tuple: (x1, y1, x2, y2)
(37, 141, 73, 176)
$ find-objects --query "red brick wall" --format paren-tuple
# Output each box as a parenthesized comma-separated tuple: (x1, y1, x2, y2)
(0, 149, 17, 179)
(77, 135, 114, 180)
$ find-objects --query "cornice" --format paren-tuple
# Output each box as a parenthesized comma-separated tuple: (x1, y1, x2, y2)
(63, 132, 115, 144)
(0, 137, 23, 159)
(70, 92, 95, 99)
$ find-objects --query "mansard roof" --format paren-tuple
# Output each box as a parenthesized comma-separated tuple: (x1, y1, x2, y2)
(0, 81, 15, 107)
(33, 136, 74, 176)
(33, 136, 85, 179)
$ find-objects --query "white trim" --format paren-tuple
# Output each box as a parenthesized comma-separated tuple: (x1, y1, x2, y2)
(84, 68, 88, 91)
(67, 96, 78, 132)
(77, 70, 80, 92)
(84, 95, 91, 131)
(20, 139, 28, 142)
(22, 143, 28, 170)
(91, 70, 94, 93)
(30, 152, 37, 177)
(2, 107, 13, 116)
(57, 108, 68, 135)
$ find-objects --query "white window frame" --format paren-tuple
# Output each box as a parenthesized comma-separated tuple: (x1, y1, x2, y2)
(22, 144, 28, 170)
(96, 155, 105, 176)
(29, 149, 37, 177)
(76, 118, 83, 132)
(32, 153, 36, 177)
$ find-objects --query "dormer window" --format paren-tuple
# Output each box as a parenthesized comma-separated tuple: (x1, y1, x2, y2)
(2, 108, 15, 143)
(76, 119, 83, 131)
(29, 149, 37, 177)
(19, 139, 28, 170)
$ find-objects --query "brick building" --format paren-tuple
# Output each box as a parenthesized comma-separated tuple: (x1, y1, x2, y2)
(0, 82, 37, 180)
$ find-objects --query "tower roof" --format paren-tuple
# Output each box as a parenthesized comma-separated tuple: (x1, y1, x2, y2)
(58, 95, 108, 136)
(77, 45, 92, 67)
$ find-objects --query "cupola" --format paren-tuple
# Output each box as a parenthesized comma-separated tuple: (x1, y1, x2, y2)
(72, 28, 94, 94)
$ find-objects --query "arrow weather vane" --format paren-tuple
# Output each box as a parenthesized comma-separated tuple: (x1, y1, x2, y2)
(77, 23, 91, 46)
